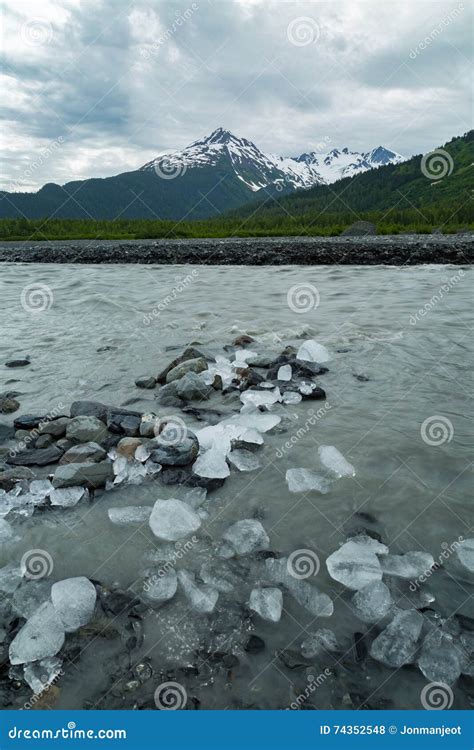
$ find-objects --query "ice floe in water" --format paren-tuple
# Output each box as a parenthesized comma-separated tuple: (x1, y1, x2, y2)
(380, 551, 434, 579)
(297, 340, 330, 363)
(318, 445, 355, 477)
(108, 506, 152, 525)
(301, 629, 338, 658)
(282, 391, 302, 404)
(369, 610, 423, 668)
(277, 365, 292, 381)
(222, 519, 269, 556)
(228, 449, 261, 472)
(249, 587, 283, 622)
(265, 557, 333, 617)
(9, 602, 65, 665)
(192, 444, 230, 479)
(50, 487, 88, 507)
(417, 630, 462, 684)
(51, 577, 97, 633)
(149, 499, 201, 542)
(29, 480, 53, 502)
(326, 536, 388, 590)
(178, 570, 219, 614)
(183, 487, 207, 509)
(240, 387, 281, 407)
(286, 468, 331, 494)
(351, 581, 393, 623)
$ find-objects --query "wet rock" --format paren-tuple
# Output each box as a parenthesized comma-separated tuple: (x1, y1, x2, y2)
(0, 397, 19, 414)
(380, 551, 434, 579)
(70, 400, 109, 421)
(155, 382, 181, 407)
(52, 461, 113, 488)
(108, 506, 152, 525)
(5, 358, 30, 368)
(369, 610, 423, 668)
(160, 468, 225, 491)
(107, 413, 141, 436)
(39, 417, 70, 437)
(0, 422, 14, 441)
(166, 357, 208, 384)
(149, 429, 199, 466)
(35, 434, 53, 449)
(341, 221, 376, 237)
(51, 577, 97, 633)
(9, 602, 65, 665)
(13, 415, 47, 430)
(116, 437, 143, 459)
(149, 498, 201, 541)
(135, 376, 156, 389)
(265, 557, 334, 617)
(156, 347, 207, 383)
(176, 372, 213, 401)
(7, 445, 63, 467)
(50, 487, 88, 507)
(267, 356, 328, 380)
(249, 587, 283, 622)
(66, 416, 108, 443)
(244, 635, 265, 654)
(144, 569, 178, 604)
(223, 519, 270, 556)
(59, 441, 106, 464)
(0, 466, 36, 491)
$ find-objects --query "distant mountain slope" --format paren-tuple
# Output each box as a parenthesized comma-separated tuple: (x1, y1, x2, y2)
(233, 131, 473, 223)
(0, 128, 404, 220)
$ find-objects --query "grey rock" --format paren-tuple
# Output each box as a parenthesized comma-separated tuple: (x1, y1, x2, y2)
(70, 400, 108, 421)
(7, 445, 63, 466)
(52, 461, 113, 488)
(106, 413, 141, 436)
(176, 371, 212, 401)
(0, 397, 19, 414)
(0, 466, 36, 490)
(35, 434, 53, 449)
(13, 415, 45, 430)
(135, 376, 156, 389)
(149, 429, 199, 466)
(59, 442, 106, 464)
(39, 417, 70, 437)
(66, 416, 108, 443)
(157, 347, 207, 383)
(9, 602, 65, 665)
(166, 357, 208, 383)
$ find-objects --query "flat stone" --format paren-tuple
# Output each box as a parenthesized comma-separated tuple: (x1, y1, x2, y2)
(166, 357, 208, 383)
(0, 397, 19, 414)
(135, 376, 156, 389)
(9, 602, 65, 665)
(7, 445, 63, 467)
(149, 499, 201, 541)
(52, 461, 113, 488)
(59, 442, 106, 464)
(369, 610, 423, 668)
(66, 416, 108, 443)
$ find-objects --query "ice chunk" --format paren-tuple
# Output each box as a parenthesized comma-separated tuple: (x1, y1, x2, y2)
(297, 340, 330, 363)
(29, 480, 53, 501)
(277, 365, 292, 381)
(318, 445, 355, 477)
(381, 551, 434, 579)
(13, 581, 51, 619)
(418, 630, 462, 684)
(9, 602, 65, 665)
(183, 487, 207, 509)
(286, 468, 331, 494)
(50, 487, 88, 507)
(146, 461, 162, 476)
(202, 356, 234, 387)
(352, 581, 393, 623)
(240, 388, 281, 407)
(228, 449, 261, 472)
(0, 518, 19, 543)
(249, 587, 283, 622)
(369, 610, 423, 667)
(0, 562, 23, 593)
(149, 499, 201, 542)
(178, 570, 218, 614)
(326, 536, 388, 590)
(108, 506, 152, 525)
(199, 560, 240, 593)
(282, 391, 302, 404)
(144, 569, 178, 604)
(455, 538, 474, 574)
(23, 656, 62, 694)
(135, 444, 151, 462)
(301, 629, 338, 658)
(265, 557, 334, 617)
(192, 444, 230, 479)
(222, 519, 269, 556)
(51, 577, 97, 633)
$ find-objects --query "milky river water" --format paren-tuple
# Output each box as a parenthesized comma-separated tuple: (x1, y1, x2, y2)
(0, 262, 472, 710)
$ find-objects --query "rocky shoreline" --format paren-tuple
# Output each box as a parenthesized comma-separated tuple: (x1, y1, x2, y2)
(0, 234, 472, 265)
(0, 336, 472, 710)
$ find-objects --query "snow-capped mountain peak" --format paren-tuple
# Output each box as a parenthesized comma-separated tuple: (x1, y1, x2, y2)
(141, 129, 405, 192)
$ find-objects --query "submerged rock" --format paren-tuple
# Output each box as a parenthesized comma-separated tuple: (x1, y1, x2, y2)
(286, 468, 331, 494)
(150, 429, 199, 467)
(369, 610, 423, 668)
(249, 587, 283, 622)
(222, 519, 270, 556)
(66, 416, 108, 443)
(7, 446, 63, 467)
(51, 577, 97, 633)
(149, 499, 201, 541)
(9, 602, 65, 665)
(265, 557, 333, 617)
(135, 376, 156, 389)
(59, 442, 106, 464)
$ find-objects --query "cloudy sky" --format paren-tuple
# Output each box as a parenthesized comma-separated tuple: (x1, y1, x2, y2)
(1, 0, 472, 191)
